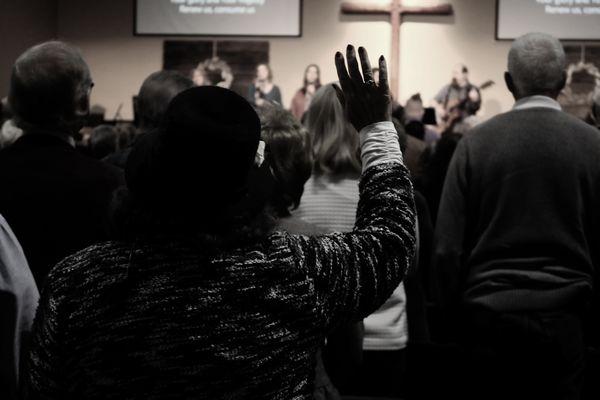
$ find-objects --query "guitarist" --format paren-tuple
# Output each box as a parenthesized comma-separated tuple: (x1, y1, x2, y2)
(433, 63, 481, 124)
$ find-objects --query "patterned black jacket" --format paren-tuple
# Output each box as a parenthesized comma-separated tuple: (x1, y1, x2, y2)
(26, 163, 415, 399)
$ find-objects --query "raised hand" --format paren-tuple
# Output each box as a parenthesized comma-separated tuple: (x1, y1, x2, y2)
(334, 45, 392, 132)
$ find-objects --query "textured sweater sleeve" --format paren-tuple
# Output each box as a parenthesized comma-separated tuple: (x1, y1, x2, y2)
(25, 266, 68, 400)
(286, 123, 416, 329)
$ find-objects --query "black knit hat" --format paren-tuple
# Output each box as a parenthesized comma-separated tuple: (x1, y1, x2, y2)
(125, 86, 262, 220)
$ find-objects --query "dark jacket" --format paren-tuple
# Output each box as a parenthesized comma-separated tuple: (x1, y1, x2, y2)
(0, 132, 123, 286)
(25, 163, 415, 400)
(433, 107, 600, 312)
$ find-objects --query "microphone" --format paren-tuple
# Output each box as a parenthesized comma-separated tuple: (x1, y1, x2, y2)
(113, 103, 123, 122)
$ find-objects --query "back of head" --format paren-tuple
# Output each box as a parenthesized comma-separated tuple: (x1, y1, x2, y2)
(305, 84, 360, 176)
(90, 124, 119, 159)
(508, 32, 566, 98)
(405, 93, 425, 123)
(125, 86, 263, 235)
(9, 41, 91, 132)
(136, 70, 194, 131)
(260, 107, 313, 216)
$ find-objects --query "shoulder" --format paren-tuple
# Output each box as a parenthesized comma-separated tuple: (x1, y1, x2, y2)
(42, 241, 130, 293)
(73, 151, 124, 185)
(471, 108, 599, 137)
(275, 215, 329, 236)
(437, 84, 451, 93)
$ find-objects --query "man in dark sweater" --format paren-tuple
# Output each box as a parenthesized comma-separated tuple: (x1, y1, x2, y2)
(0, 42, 122, 286)
(433, 33, 600, 400)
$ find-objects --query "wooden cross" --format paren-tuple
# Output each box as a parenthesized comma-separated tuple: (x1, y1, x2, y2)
(341, 0, 453, 98)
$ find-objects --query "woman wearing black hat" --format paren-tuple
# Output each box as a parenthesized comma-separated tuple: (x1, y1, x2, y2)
(25, 46, 416, 400)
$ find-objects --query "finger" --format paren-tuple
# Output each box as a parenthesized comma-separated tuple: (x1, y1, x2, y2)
(378, 55, 389, 92)
(346, 45, 363, 83)
(358, 47, 374, 83)
(332, 83, 346, 109)
(335, 51, 353, 94)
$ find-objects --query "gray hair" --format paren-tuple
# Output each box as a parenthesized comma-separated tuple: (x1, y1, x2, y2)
(508, 32, 566, 96)
(8, 41, 92, 130)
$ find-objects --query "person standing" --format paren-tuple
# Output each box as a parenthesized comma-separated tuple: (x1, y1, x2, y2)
(432, 63, 481, 123)
(0, 41, 123, 286)
(247, 63, 282, 108)
(433, 32, 600, 400)
(290, 64, 321, 121)
(24, 46, 416, 400)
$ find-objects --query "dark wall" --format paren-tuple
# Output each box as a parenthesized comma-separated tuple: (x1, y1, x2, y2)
(0, 0, 58, 98)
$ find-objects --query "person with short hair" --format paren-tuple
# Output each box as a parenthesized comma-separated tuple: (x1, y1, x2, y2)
(404, 93, 440, 144)
(433, 32, 600, 400)
(433, 63, 481, 123)
(89, 124, 119, 159)
(0, 41, 123, 286)
(136, 70, 195, 133)
(103, 70, 194, 169)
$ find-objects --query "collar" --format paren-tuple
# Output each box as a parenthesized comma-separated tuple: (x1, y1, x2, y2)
(13, 131, 75, 150)
(513, 95, 562, 111)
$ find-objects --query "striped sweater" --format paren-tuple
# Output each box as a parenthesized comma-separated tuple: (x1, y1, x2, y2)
(25, 161, 415, 400)
(295, 175, 409, 351)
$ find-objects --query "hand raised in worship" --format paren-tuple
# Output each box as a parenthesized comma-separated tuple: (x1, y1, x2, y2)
(334, 45, 392, 132)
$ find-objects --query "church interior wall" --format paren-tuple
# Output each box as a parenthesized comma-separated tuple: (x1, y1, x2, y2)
(4, 0, 517, 121)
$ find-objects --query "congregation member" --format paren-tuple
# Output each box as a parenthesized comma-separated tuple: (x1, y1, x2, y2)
(104, 70, 194, 169)
(0, 215, 38, 400)
(295, 83, 410, 399)
(295, 83, 362, 232)
(290, 64, 322, 121)
(415, 132, 463, 225)
(433, 32, 600, 400)
(259, 106, 362, 400)
(403, 94, 440, 144)
(24, 46, 416, 399)
(0, 41, 122, 286)
(89, 124, 119, 159)
(192, 57, 234, 89)
(248, 63, 282, 108)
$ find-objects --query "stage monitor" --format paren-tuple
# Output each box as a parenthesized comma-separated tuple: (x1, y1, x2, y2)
(135, 0, 302, 37)
(496, 0, 600, 40)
